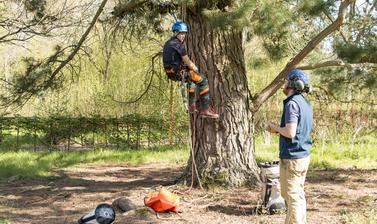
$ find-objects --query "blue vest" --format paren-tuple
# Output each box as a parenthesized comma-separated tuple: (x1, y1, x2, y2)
(279, 93, 313, 159)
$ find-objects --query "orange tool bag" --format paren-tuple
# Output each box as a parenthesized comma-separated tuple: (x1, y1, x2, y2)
(144, 188, 180, 212)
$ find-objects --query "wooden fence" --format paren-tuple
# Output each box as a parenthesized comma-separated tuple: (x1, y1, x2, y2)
(0, 115, 188, 151)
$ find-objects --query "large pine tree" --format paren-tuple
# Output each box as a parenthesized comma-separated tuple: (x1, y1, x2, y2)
(2, 0, 375, 186)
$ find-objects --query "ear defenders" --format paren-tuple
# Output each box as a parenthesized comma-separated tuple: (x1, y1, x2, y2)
(291, 76, 305, 91)
(288, 70, 311, 93)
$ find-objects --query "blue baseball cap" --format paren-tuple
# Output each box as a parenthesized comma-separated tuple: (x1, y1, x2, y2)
(288, 70, 310, 85)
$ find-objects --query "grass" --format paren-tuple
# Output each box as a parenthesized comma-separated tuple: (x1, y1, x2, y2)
(256, 142, 377, 169)
(0, 135, 376, 180)
(339, 208, 377, 224)
(0, 145, 189, 180)
(255, 135, 377, 169)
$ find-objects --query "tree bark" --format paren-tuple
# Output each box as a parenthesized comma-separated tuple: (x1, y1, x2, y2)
(180, 9, 260, 187)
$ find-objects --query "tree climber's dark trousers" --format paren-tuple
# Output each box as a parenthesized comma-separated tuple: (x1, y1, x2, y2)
(186, 70, 211, 109)
(164, 68, 211, 109)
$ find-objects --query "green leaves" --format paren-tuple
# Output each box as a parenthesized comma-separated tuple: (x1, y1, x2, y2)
(314, 65, 377, 100)
(202, 0, 256, 30)
(252, 0, 293, 59)
(334, 42, 377, 63)
(1, 47, 67, 107)
(333, 3, 377, 64)
(24, 0, 47, 20)
(297, 0, 337, 17)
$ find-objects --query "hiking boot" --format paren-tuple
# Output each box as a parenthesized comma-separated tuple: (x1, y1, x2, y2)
(188, 103, 198, 113)
(199, 106, 219, 119)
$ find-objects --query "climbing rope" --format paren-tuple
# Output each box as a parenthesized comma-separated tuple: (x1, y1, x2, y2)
(190, 113, 203, 190)
(180, 71, 188, 112)
(180, 70, 203, 191)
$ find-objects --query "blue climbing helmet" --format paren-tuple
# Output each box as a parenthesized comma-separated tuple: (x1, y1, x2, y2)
(288, 70, 310, 92)
(172, 21, 189, 33)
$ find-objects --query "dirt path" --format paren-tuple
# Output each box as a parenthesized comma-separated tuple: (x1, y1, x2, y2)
(0, 164, 376, 224)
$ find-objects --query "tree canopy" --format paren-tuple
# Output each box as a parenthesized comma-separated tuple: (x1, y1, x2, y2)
(0, 0, 375, 110)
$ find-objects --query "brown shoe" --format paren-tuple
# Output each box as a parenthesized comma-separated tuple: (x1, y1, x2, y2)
(189, 104, 198, 113)
(199, 106, 219, 119)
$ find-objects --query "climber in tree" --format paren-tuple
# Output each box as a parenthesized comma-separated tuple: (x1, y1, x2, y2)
(163, 21, 219, 119)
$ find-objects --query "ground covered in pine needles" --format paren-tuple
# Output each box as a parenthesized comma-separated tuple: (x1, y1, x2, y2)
(0, 164, 376, 224)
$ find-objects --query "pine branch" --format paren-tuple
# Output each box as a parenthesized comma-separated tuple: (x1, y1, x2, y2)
(251, 0, 355, 113)
(295, 60, 377, 70)
(323, 10, 348, 43)
(0, 2, 91, 44)
(315, 85, 377, 106)
(45, 0, 109, 87)
(110, 51, 162, 104)
(1, 0, 151, 108)
(112, 0, 149, 18)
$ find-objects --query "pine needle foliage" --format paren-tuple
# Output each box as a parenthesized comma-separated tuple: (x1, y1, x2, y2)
(251, 0, 293, 59)
(297, 0, 337, 17)
(24, 0, 47, 20)
(202, 0, 257, 30)
(1, 46, 67, 107)
(335, 42, 377, 64)
(333, 1, 376, 63)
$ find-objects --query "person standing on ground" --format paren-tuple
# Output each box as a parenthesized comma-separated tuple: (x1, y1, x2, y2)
(266, 69, 313, 224)
(162, 21, 219, 119)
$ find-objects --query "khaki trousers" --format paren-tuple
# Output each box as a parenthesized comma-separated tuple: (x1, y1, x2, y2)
(280, 157, 310, 224)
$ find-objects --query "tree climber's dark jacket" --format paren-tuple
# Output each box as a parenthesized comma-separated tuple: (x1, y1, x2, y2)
(163, 36, 187, 72)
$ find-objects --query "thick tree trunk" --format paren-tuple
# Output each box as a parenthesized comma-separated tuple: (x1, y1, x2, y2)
(180, 10, 260, 187)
